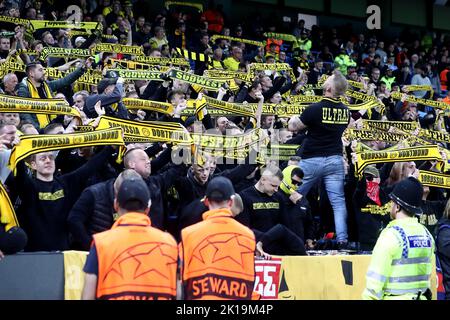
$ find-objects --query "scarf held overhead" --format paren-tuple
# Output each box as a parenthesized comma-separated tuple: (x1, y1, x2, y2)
(8, 128, 124, 171)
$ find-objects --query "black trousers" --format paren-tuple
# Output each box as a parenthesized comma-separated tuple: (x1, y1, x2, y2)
(257, 224, 307, 256)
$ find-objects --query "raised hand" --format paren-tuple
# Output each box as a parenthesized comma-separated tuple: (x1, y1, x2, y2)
(94, 100, 105, 116)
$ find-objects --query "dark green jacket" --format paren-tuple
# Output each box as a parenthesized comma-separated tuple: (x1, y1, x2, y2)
(17, 67, 86, 129)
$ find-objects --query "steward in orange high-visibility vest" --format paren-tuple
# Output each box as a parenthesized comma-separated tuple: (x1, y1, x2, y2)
(180, 177, 256, 300)
(82, 176, 178, 300)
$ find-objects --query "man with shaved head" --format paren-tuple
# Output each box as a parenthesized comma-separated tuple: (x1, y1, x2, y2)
(238, 165, 307, 255)
(123, 147, 186, 230)
(68, 169, 142, 250)
(291, 70, 350, 249)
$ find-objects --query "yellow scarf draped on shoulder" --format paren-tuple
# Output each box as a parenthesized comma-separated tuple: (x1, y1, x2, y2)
(26, 78, 55, 128)
(0, 183, 19, 231)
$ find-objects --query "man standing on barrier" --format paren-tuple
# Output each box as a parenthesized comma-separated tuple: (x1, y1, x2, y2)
(363, 175, 435, 300)
(290, 70, 351, 248)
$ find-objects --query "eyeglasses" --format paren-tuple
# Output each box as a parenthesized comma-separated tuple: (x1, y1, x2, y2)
(291, 179, 303, 186)
(364, 174, 374, 181)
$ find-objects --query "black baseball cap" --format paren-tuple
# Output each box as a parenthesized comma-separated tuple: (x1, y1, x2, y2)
(206, 177, 235, 202)
(117, 178, 150, 210)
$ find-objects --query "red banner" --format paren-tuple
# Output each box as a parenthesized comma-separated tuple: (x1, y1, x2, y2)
(436, 256, 445, 300)
(253, 258, 282, 300)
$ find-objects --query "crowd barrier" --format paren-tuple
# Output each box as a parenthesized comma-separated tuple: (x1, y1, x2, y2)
(274, 255, 438, 300)
(0, 251, 440, 300)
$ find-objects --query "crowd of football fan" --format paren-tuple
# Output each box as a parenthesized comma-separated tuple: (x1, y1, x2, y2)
(0, 0, 449, 280)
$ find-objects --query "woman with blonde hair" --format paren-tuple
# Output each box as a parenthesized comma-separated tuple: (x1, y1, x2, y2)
(385, 161, 417, 186)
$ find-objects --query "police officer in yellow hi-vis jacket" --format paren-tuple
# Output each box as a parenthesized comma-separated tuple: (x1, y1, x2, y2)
(363, 176, 435, 300)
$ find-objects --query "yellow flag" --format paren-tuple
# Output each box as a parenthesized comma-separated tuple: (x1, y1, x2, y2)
(63, 251, 88, 300)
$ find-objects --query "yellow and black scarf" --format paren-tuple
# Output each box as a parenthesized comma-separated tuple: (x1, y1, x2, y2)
(0, 183, 19, 231)
(26, 78, 54, 128)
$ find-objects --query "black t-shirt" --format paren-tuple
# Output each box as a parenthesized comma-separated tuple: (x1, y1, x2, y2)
(20, 179, 69, 251)
(15, 147, 114, 251)
(299, 97, 350, 159)
(37, 85, 49, 98)
(237, 186, 290, 233)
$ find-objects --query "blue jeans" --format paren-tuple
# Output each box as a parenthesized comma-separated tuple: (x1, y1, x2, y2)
(298, 155, 348, 242)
